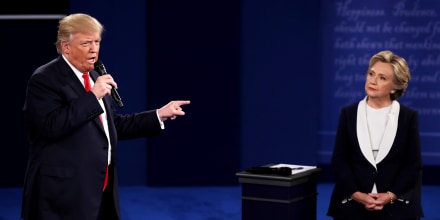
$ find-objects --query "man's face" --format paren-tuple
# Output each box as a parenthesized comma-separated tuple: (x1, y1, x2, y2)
(62, 32, 101, 73)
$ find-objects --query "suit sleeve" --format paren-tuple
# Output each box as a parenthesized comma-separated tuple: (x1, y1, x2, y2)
(113, 110, 163, 140)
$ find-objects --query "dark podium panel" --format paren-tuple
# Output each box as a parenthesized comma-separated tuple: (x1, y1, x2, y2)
(236, 166, 322, 220)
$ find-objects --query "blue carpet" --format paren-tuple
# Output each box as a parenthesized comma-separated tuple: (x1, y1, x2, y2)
(1, 183, 439, 220)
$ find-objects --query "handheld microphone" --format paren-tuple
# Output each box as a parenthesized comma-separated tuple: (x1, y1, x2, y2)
(94, 60, 124, 108)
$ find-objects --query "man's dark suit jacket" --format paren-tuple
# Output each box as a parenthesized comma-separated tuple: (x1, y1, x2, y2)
(327, 102, 423, 220)
(21, 56, 163, 220)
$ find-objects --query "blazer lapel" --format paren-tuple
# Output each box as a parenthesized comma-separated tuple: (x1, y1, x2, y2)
(90, 70, 117, 145)
(375, 100, 399, 163)
(58, 57, 88, 97)
(57, 57, 108, 134)
(357, 97, 400, 167)
(357, 97, 377, 168)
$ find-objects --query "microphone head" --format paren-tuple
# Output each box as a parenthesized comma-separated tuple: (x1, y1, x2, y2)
(94, 60, 107, 75)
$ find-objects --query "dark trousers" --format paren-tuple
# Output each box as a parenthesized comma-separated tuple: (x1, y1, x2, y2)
(97, 164, 118, 220)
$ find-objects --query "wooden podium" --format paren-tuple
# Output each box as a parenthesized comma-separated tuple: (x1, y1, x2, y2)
(236, 165, 321, 220)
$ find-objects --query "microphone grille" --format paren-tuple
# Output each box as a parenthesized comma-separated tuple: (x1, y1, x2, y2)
(94, 60, 106, 75)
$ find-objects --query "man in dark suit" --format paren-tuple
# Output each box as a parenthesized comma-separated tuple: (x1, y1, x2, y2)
(20, 13, 190, 220)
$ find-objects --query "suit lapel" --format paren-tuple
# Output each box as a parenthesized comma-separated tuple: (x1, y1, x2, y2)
(357, 97, 400, 167)
(375, 101, 399, 163)
(357, 97, 377, 168)
(57, 57, 88, 97)
(57, 57, 108, 134)
(90, 71, 117, 145)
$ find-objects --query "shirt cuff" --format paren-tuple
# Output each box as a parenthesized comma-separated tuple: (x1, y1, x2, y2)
(156, 110, 165, 129)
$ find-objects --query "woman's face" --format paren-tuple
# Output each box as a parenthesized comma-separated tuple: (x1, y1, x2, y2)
(365, 61, 395, 101)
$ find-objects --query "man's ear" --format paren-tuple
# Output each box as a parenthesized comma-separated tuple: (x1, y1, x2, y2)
(61, 41, 70, 54)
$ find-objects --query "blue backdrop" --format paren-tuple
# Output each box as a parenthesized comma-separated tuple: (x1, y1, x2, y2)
(1, 0, 439, 187)
(70, 0, 323, 185)
(319, 0, 440, 166)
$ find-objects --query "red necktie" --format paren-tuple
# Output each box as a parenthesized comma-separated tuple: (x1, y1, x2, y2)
(82, 72, 109, 191)
(82, 73, 103, 124)
(82, 72, 92, 91)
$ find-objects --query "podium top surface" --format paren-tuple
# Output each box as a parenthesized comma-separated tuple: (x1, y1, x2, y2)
(236, 165, 322, 187)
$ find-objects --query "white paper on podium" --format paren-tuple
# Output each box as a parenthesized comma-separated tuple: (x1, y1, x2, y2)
(270, 163, 317, 175)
